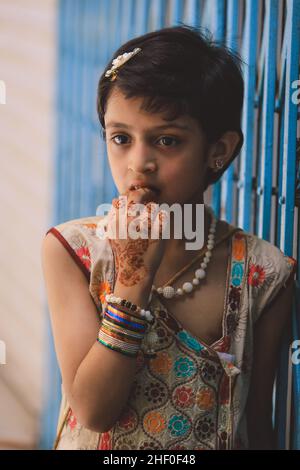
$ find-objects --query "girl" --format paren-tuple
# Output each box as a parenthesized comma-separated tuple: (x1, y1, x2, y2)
(42, 25, 297, 450)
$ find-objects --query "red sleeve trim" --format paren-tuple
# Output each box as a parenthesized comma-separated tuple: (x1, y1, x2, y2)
(287, 256, 297, 277)
(45, 227, 91, 283)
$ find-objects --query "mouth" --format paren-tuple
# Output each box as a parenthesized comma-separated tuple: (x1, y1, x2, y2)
(129, 184, 159, 194)
(127, 185, 160, 204)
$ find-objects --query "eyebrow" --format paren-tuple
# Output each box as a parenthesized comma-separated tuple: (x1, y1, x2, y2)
(105, 121, 191, 132)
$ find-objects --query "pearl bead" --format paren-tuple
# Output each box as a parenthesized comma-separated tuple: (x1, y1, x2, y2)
(150, 208, 217, 302)
(195, 268, 206, 279)
(183, 282, 193, 293)
(145, 311, 153, 321)
(163, 286, 175, 299)
(147, 331, 158, 346)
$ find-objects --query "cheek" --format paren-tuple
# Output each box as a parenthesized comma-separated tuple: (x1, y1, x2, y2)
(163, 154, 203, 182)
(108, 153, 125, 175)
(107, 159, 126, 193)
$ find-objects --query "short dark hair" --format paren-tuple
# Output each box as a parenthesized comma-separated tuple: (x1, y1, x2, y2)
(97, 24, 245, 191)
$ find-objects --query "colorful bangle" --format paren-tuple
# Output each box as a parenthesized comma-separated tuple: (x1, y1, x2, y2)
(102, 315, 146, 338)
(105, 304, 148, 331)
(102, 313, 147, 339)
(98, 328, 140, 350)
(105, 293, 153, 322)
(97, 302, 149, 358)
(101, 322, 144, 343)
(101, 317, 145, 343)
(97, 328, 143, 357)
(97, 337, 139, 358)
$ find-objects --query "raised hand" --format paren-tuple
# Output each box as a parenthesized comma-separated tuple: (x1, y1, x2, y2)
(107, 188, 169, 287)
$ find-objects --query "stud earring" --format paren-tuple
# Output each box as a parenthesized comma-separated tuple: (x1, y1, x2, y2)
(214, 159, 224, 170)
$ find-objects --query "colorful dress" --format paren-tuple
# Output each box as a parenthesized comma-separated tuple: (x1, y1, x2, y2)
(45, 214, 297, 450)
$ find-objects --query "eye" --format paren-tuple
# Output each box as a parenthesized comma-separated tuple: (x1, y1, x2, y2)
(110, 134, 129, 145)
(157, 136, 181, 147)
(110, 134, 181, 147)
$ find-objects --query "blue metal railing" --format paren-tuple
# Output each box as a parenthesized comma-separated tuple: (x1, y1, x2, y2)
(41, 0, 300, 449)
(292, 282, 300, 449)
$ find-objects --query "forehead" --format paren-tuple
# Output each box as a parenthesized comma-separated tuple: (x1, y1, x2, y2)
(104, 86, 197, 132)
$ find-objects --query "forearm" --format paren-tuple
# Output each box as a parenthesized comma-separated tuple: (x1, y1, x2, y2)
(69, 276, 153, 433)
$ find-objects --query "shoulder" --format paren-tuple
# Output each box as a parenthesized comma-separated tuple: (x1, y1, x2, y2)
(236, 229, 297, 323)
(45, 215, 106, 244)
(243, 230, 297, 283)
(43, 215, 115, 313)
(44, 215, 106, 278)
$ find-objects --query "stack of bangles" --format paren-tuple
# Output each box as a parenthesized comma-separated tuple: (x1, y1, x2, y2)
(97, 293, 155, 358)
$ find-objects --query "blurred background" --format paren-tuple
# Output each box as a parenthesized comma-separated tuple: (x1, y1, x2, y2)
(0, 0, 299, 450)
(0, 0, 56, 449)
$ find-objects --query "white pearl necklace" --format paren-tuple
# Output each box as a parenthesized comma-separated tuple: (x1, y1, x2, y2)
(151, 206, 218, 300)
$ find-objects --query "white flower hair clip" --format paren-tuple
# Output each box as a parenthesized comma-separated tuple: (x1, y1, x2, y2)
(105, 47, 142, 81)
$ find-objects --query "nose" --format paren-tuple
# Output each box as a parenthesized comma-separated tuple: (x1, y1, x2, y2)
(128, 142, 157, 174)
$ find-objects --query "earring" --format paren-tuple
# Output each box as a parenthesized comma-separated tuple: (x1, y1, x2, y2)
(214, 159, 224, 170)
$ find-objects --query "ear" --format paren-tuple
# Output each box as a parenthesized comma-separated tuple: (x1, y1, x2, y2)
(206, 131, 242, 172)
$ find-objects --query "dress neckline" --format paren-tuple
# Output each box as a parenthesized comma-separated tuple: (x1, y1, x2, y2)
(152, 226, 244, 351)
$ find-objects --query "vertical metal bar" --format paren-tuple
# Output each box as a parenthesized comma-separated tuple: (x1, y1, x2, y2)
(122, 0, 136, 43)
(91, 0, 109, 211)
(152, 0, 167, 29)
(81, 0, 95, 216)
(238, 0, 259, 232)
(135, 0, 151, 36)
(275, 27, 287, 248)
(210, 0, 226, 218)
(102, 0, 120, 203)
(292, 284, 300, 449)
(170, 0, 185, 26)
(275, 0, 300, 448)
(275, 319, 293, 449)
(276, 96, 285, 245)
(185, 0, 201, 27)
(214, 0, 225, 40)
(201, 0, 211, 32)
(257, 1, 278, 241)
(279, 0, 300, 255)
(224, 0, 240, 223)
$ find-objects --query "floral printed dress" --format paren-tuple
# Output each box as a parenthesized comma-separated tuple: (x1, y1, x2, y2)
(45, 214, 297, 450)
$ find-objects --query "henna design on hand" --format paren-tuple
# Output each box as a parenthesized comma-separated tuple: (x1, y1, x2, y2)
(108, 199, 163, 287)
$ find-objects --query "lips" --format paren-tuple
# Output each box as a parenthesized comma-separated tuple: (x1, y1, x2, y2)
(129, 183, 159, 193)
